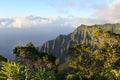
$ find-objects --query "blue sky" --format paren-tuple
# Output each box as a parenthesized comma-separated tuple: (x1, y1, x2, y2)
(0, 0, 119, 28)
(0, 0, 113, 18)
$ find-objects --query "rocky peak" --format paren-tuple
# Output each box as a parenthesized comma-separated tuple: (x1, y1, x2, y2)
(38, 23, 120, 63)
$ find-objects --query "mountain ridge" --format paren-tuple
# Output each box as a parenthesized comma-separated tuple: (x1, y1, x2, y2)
(38, 23, 120, 63)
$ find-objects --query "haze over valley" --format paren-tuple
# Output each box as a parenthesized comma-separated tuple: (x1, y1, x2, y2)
(0, 21, 74, 59)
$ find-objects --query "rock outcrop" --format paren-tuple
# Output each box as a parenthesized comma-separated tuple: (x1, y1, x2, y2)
(38, 23, 120, 63)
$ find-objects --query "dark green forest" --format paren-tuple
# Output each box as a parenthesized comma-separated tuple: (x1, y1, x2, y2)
(0, 24, 120, 80)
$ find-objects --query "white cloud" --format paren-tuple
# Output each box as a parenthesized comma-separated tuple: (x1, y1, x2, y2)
(0, 18, 13, 28)
(0, 15, 111, 29)
(0, 16, 80, 28)
(12, 16, 56, 28)
(1, 0, 120, 29)
(94, 0, 120, 23)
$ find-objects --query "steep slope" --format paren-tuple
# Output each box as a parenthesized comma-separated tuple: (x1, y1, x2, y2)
(38, 25, 93, 58)
(98, 23, 120, 34)
(38, 23, 120, 62)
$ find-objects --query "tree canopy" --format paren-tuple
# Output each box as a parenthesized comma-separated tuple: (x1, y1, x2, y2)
(0, 55, 7, 62)
(67, 29, 120, 80)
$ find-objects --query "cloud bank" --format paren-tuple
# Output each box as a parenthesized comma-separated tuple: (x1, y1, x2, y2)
(0, 16, 78, 28)
(1, 0, 120, 29)
(0, 0, 120, 29)
(94, 0, 120, 23)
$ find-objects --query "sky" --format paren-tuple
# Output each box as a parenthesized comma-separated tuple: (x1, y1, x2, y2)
(0, 0, 103, 17)
(0, 0, 120, 59)
(0, 0, 113, 17)
(0, 0, 119, 28)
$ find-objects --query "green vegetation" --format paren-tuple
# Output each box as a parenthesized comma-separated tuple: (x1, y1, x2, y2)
(33, 68, 55, 80)
(13, 42, 56, 70)
(66, 27, 120, 80)
(67, 44, 120, 80)
(0, 42, 56, 80)
(0, 61, 55, 80)
(0, 24, 120, 80)
(0, 55, 7, 62)
(0, 61, 30, 80)
(66, 72, 82, 80)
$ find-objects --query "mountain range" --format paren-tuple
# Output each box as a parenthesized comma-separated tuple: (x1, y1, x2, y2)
(38, 23, 120, 63)
(1, 23, 119, 80)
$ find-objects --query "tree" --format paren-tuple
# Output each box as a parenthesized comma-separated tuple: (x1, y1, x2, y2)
(0, 61, 31, 80)
(0, 55, 7, 62)
(66, 72, 82, 80)
(32, 68, 55, 80)
(13, 42, 39, 69)
(13, 42, 38, 58)
(67, 29, 120, 79)
(0, 61, 56, 80)
(13, 42, 56, 71)
(35, 53, 56, 69)
(26, 42, 34, 48)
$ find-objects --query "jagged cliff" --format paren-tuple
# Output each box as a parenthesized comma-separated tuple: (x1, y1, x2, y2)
(38, 23, 120, 61)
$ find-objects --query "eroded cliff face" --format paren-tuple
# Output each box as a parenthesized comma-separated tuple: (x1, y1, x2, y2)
(38, 23, 120, 62)
(38, 26, 91, 59)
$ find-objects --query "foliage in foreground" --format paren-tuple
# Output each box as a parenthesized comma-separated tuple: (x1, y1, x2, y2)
(0, 61, 55, 80)
(0, 61, 31, 80)
(66, 72, 82, 80)
(33, 68, 55, 80)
